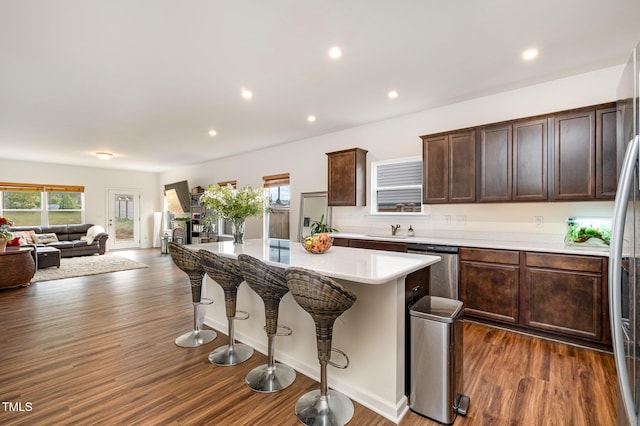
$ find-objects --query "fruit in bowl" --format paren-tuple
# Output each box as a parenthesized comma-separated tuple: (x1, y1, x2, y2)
(302, 233, 333, 254)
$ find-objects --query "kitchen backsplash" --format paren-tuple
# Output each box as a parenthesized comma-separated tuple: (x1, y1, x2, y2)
(331, 201, 614, 244)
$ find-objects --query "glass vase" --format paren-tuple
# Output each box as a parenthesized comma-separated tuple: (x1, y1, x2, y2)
(232, 217, 246, 244)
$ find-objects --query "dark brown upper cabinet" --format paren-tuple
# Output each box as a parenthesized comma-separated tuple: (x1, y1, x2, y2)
(513, 118, 548, 201)
(326, 148, 367, 206)
(551, 110, 596, 200)
(477, 119, 548, 202)
(422, 130, 476, 204)
(478, 125, 512, 202)
(550, 106, 617, 201)
(422, 135, 448, 203)
(596, 106, 618, 199)
(422, 102, 616, 204)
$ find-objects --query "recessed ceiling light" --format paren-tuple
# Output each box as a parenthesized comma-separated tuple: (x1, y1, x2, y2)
(96, 152, 112, 160)
(328, 46, 342, 60)
(208, 129, 217, 137)
(388, 90, 399, 99)
(241, 88, 253, 100)
(307, 115, 316, 123)
(521, 48, 539, 61)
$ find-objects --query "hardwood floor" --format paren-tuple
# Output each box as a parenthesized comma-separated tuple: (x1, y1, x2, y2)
(0, 248, 617, 425)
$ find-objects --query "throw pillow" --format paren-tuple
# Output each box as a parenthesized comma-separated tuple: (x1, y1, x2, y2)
(11, 230, 36, 244)
(11, 233, 27, 245)
(7, 237, 21, 246)
(32, 233, 59, 244)
(85, 225, 105, 245)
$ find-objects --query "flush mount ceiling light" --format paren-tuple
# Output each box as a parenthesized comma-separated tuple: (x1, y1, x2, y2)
(241, 88, 253, 100)
(307, 115, 316, 123)
(388, 90, 399, 99)
(208, 129, 217, 136)
(96, 152, 112, 160)
(521, 48, 539, 61)
(328, 46, 342, 60)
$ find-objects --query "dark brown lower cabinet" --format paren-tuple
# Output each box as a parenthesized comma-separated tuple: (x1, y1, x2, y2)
(348, 239, 407, 252)
(333, 238, 407, 252)
(331, 237, 407, 252)
(523, 252, 608, 343)
(460, 247, 610, 348)
(332, 237, 350, 247)
(459, 248, 520, 324)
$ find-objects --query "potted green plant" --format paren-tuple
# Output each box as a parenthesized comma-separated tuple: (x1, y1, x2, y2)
(565, 218, 611, 246)
(309, 214, 338, 235)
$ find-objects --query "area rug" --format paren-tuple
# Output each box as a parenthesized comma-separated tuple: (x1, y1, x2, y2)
(31, 254, 149, 283)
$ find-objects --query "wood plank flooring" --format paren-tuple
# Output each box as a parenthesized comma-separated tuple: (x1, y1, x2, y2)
(0, 248, 617, 425)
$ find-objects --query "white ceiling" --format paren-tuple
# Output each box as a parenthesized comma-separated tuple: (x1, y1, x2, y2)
(1, 0, 640, 173)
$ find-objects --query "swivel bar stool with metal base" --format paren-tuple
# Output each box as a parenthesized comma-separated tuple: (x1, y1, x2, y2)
(237, 254, 296, 393)
(285, 267, 357, 426)
(168, 242, 217, 347)
(199, 250, 254, 366)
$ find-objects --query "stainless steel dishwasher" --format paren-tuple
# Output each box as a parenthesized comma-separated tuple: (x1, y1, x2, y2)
(407, 243, 459, 300)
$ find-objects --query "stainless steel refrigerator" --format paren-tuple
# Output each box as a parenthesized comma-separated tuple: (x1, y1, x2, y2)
(611, 42, 640, 426)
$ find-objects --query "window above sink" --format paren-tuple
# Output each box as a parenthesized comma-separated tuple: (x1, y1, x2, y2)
(371, 156, 424, 215)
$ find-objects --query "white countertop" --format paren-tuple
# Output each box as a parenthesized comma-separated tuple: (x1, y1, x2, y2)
(188, 238, 440, 285)
(331, 232, 611, 257)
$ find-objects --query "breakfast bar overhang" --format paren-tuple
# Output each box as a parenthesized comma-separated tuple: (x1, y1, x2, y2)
(188, 239, 440, 423)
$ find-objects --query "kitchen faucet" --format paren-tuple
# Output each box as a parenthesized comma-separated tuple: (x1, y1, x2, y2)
(391, 224, 400, 235)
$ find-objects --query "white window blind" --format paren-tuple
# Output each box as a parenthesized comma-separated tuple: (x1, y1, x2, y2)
(372, 158, 422, 213)
(376, 161, 422, 187)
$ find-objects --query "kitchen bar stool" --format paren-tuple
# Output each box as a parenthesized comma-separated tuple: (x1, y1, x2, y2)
(199, 250, 253, 366)
(237, 254, 296, 393)
(168, 242, 217, 347)
(285, 267, 357, 426)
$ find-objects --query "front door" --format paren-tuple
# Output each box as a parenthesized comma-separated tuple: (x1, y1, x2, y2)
(107, 189, 140, 250)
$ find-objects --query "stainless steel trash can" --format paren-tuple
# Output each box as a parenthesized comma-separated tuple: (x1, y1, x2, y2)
(409, 295, 469, 424)
(160, 233, 171, 254)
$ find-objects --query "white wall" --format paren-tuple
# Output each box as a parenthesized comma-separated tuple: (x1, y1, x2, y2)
(1, 66, 621, 248)
(0, 160, 161, 248)
(161, 65, 623, 242)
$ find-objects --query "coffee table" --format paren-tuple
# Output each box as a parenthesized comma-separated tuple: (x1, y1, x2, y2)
(36, 246, 61, 269)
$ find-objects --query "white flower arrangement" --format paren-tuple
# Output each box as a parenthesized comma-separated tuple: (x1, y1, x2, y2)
(199, 184, 266, 220)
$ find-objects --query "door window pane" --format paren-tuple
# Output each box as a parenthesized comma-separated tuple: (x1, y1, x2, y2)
(114, 194, 135, 242)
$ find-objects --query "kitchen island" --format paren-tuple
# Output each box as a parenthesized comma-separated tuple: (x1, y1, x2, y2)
(187, 238, 440, 423)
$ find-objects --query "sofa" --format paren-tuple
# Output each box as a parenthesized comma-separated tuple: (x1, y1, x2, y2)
(10, 224, 109, 258)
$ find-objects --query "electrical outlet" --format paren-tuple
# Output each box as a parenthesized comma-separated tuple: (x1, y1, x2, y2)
(534, 216, 544, 228)
(456, 215, 466, 225)
(444, 215, 451, 225)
